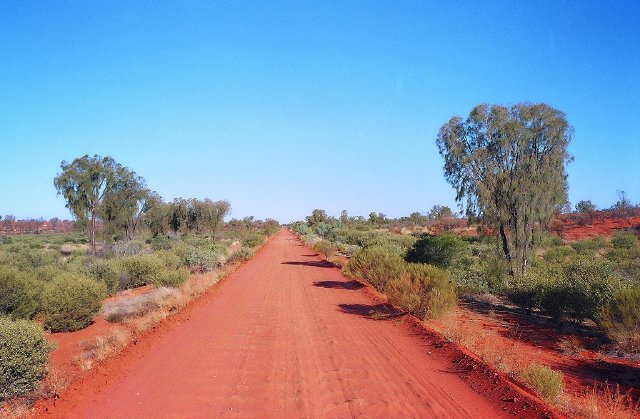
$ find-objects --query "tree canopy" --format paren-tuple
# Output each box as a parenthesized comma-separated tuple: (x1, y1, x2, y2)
(54, 155, 149, 252)
(436, 103, 573, 277)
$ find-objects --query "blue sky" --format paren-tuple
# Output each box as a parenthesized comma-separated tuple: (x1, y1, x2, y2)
(1, 1, 638, 223)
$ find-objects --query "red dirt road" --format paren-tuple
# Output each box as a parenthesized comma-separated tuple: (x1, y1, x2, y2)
(37, 231, 536, 418)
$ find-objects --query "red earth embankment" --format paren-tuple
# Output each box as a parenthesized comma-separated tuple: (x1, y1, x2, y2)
(35, 230, 552, 418)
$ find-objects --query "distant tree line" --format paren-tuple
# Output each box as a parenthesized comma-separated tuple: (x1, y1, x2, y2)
(54, 154, 231, 254)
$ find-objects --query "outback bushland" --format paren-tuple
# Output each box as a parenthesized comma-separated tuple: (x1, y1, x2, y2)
(289, 103, 640, 416)
(0, 154, 278, 407)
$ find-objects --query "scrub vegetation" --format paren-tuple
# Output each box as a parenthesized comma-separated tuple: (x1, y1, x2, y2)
(0, 154, 278, 403)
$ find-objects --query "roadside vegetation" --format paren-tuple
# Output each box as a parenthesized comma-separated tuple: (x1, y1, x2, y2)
(0, 154, 278, 405)
(290, 102, 639, 417)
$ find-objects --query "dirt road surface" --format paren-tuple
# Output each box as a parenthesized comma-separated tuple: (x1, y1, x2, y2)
(37, 230, 540, 418)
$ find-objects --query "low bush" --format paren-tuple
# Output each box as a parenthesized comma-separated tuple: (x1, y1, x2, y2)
(150, 235, 173, 251)
(344, 246, 405, 292)
(540, 258, 622, 321)
(363, 233, 416, 256)
(87, 259, 119, 294)
(599, 287, 640, 354)
(571, 237, 607, 255)
(0, 318, 51, 400)
(386, 263, 456, 319)
(405, 233, 467, 269)
(228, 246, 253, 263)
(301, 233, 320, 246)
(290, 222, 313, 236)
(335, 242, 361, 257)
(611, 231, 638, 250)
(111, 240, 147, 257)
(0, 267, 35, 319)
(155, 250, 183, 270)
(118, 255, 165, 288)
(506, 280, 547, 313)
(313, 240, 335, 259)
(291, 221, 313, 236)
(543, 246, 574, 263)
(153, 268, 190, 288)
(40, 273, 107, 332)
(185, 248, 223, 273)
(241, 231, 266, 248)
(521, 363, 564, 401)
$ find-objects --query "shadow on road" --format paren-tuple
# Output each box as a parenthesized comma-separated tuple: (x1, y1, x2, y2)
(313, 280, 364, 290)
(338, 303, 405, 320)
(282, 260, 336, 268)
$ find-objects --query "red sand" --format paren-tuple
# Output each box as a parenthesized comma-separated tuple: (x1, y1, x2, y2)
(551, 213, 640, 241)
(34, 230, 552, 418)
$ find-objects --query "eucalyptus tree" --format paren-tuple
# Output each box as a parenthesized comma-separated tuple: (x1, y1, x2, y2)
(198, 199, 231, 240)
(54, 155, 148, 253)
(142, 192, 170, 237)
(436, 103, 573, 278)
(100, 165, 149, 241)
(168, 198, 189, 235)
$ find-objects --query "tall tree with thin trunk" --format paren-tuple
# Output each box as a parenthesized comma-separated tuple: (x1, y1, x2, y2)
(436, 103, 573, 278)
(54, 156, 114, 253)
(54, 155, 148, 253)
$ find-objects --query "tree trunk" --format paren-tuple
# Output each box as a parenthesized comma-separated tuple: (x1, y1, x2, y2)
(499, 223, 514, 276)
(90, 208, 97, 255)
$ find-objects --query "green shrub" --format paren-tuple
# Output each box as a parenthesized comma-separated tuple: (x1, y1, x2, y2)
(405, 233, 466, 268)
(87, 259, 119, 294)
(335, 242, 361, 257)
(599, 288, 640, 354)
(540, 258, 622, 321)
(301, 233, 320, 246)
(155, 250, 183, 270)
(605, 248, 631, 263)
(0, 318, 51, 400)
(386, 263, 456, 319)
(0, 267, 35, 319)
(506, 279, 547, 312)
(543, 246, 574, 263)
(153, 268, 190, 288)
(185, 248, 223, 273)
(571, 237, 607, 255)
(229, 247, 254, 263)
(40, 273, 107, 332)
(344, 246, 405, 292)
(118, 255, 165, 288)
(111, 240, 147, 257)
(521, 363, 564, 401)
(452, 269, 490, 294)
(241, 231, 266, 248)
(313, 240, 335, 259)
(291, 222, 313, 236)
(150, 235, 173, 251)
(540, 233, 563, 247)
(611, 231, 638, 250)
(363, 233, 416, 256)
(9, 248, 60, 271)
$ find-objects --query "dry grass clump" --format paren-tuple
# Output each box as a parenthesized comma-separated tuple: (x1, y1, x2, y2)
(520, 363, 564, 402)
(76, 327, 132, 371)
(37, 367, 71, 400)
(576, 385, 639, 419)
(557, 336, 583, 356)
(0, 399, 31, 419)
(437, 319, 519, 376)
(101, 287, 180, 322)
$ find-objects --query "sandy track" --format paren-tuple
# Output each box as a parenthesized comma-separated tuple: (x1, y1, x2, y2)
(37, 230, 518, 418)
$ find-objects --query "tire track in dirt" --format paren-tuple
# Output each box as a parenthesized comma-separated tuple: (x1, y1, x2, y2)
(36, 230, 536, 418)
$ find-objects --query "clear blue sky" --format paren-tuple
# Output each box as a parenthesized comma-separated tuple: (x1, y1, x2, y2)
(1, 1, 638, 223)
